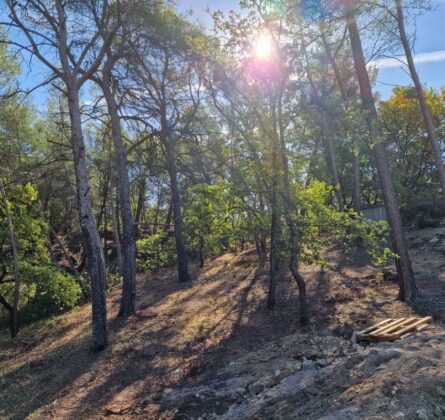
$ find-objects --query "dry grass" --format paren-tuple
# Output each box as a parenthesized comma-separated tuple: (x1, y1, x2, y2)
(0, 239, 442, 419)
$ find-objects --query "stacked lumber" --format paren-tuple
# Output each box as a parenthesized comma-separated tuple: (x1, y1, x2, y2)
(356, 316, 432, 342)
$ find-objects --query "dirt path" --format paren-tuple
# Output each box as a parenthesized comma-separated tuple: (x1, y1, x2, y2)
(1, 232, 444, 419)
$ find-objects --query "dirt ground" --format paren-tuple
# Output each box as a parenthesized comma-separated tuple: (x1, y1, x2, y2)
(1, 227, 445, 419)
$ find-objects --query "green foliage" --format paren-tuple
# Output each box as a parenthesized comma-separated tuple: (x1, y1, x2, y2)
(379, 86, 445, 218)
(136, 232, 177, 272)
(296, 181, 392, 267)
(184, 181, 247, 259)
(21, 264, 81, 320)
(0, 182, 81, 323)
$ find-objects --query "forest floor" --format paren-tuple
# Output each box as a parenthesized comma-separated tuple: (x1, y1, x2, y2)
(1, 227, 445, 419)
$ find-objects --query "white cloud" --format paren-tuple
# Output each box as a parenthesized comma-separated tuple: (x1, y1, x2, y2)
(369, 50, 445, 69)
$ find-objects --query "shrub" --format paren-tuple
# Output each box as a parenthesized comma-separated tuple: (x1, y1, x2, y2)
(21, 264, 81, 320)
(136, 232, 177, 272)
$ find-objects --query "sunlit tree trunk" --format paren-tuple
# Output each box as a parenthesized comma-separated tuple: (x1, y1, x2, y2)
(395, 0, 445, 212)
(102, 62, 137, 316)
(277, 93, 309, 324)
(68, 87, 108, 350)
(346, 9, 417, 301)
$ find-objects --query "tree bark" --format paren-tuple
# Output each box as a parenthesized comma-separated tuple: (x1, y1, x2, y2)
(111, 187, 123, 275)
(68, 88, 108, 351)
(395, 0, 445, 212)
(164, 138, 191, 282)
(267, 103, 282, 310)
(345, 9, 417, 301)
(0, 179, 20, 338)
(102, 65, 137, 316)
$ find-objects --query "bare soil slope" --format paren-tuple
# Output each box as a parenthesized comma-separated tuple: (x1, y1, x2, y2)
(1, 229, 445, 419)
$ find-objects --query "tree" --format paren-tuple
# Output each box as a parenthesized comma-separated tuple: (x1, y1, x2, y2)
(0, 179, 20, 337)
(126, 8, 207, 282)
(394, 0, 445, 212)
(345, 7, 417, 301)
(4, 0, 131, 350)
(95, 44, 137, 316)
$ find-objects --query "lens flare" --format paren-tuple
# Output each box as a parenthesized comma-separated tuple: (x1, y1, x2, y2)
(253, 33, 274, 60)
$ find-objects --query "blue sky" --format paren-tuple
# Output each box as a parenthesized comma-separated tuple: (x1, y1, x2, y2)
(177, 0, 445, 100)
(16, 0, 445, 105)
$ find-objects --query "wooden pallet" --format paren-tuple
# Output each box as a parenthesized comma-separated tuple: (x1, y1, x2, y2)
(356, 316, 433, 342)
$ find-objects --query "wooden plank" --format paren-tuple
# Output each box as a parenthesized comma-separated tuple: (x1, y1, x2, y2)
(376, 317, 417, 335)
(366, 333, 399, 341)
(400, 323, 431, 339)
(356, 318, 393, 335)
(371, 318, 406, 335)
(356, 332, 399, 342)
(394, 317, 433, 337)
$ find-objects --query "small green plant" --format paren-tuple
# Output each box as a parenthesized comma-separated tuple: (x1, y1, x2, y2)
(136, 232, 177, 272)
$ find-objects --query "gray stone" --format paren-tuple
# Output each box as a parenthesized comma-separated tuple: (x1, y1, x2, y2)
(302, 359, 314, 370)
(416, 408, 429, 420)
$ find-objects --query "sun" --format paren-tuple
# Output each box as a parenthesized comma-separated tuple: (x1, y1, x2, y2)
(253, 33, 274, 60)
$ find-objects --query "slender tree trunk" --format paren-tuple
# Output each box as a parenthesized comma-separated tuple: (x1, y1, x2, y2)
(111, 187, 123, 275)
(277, 94, 309, 324)
(0, 179, 20, 338)
(321, 32, 361, 211)
(395, 0, 445, 212)
(353, 152, 361, 212)
(267, 103, 282, 310)
(165, 139, 191, 282)
(67, 88, 108, 351)
(135, 175, 146, 224)
(164, 204, 173, 232)
(102, 66, 137, 316)
(345, 9, 417, 301)
(321, 115, 344, 212)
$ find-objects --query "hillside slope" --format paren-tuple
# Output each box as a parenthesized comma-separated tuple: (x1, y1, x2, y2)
(1, 230, 445, 419)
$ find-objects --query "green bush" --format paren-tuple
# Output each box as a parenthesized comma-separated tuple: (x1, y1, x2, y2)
(136, 232, 177, 272)
(21, 264, 81, 319)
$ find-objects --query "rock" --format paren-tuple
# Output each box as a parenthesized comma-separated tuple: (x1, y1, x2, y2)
(302, 359, 314, 370)
(316, 358, 333, 368)
(274, 369, 281, 377)
(416, 408, 429, 420)
(429, 237, 440, 244)
(249, 382, 265, 395)
(392, 412, 405, 419)
(388, 400, 398, 410)
(285, 361, 301, 371)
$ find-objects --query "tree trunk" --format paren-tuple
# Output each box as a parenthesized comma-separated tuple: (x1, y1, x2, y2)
(165, 139, 191, 282)
(267, 104, 282, 310)
(164, 204, 173, 232)
(0, 179, 20, 338)
(345, 9, 417, 301)
(321, 32, 361, 211)
(67, 88, 108, 351)
(134, 173, 146, 238)
(321, 115, 344, 212)
(111, 187, 123, 275)
(102, 66, 137, 316)
(277, 94, 309, 324)
(395, 0, 445, 212)
(353, 152, 361, 212)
